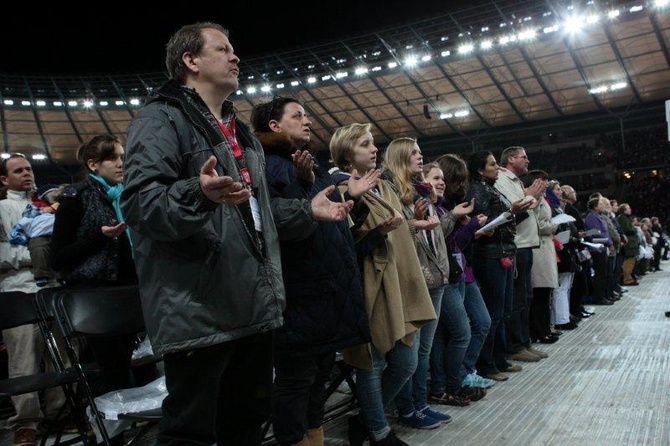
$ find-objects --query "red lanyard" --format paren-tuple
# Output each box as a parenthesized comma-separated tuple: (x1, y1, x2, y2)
(217, 118, 252, 186)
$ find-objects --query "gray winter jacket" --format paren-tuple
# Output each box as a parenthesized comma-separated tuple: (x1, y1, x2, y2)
(122, 81, 312, 355)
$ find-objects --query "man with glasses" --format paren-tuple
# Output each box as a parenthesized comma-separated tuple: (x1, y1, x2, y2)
(494, 146, 546, 364)
(1, 154, 66, 446)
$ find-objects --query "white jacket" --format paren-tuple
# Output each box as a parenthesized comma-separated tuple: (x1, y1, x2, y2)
(0, 189, 39, 293)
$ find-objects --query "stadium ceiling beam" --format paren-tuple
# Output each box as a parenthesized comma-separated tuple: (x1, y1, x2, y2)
(492, 3, 562, 117)
(377, 34, 462, 136)
(345, 38, 425, 137)
(602, 25, 642, 103)
(517, 46, 564, 116)
(110, 75, 140, 118)
(24, 78, 54, 163)
(408, 25, 493, 127)
(649, 12, 670, 69)
(306, 48, 393, 142)
(51, 78, 84, 147)
(562, 37, 606, 112)
(82, 80, 116, 136)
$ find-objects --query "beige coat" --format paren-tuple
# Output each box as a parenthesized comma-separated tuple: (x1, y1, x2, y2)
(530, 197, 559, 288)
(339, 179, 436, 370)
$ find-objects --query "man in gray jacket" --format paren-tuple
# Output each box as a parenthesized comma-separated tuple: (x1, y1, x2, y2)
(122, 22, 352, 446)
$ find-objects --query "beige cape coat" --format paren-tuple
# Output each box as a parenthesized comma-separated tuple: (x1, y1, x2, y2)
(339, 179, 436, 370)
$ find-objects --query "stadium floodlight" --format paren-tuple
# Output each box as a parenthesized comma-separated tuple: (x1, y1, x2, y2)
(458, 44, 474, 54)
(260, 85, 272, 93)
(404, 55, 419, 67)
(564, 15, 584, 33)
(32, 154, 46, 161)
(355, 67, 369, 75)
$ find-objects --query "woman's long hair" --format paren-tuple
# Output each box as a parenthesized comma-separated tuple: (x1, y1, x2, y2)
(383, 137, 425, 205)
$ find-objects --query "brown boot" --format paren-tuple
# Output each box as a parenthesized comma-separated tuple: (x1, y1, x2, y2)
(306, 427, 324, 446)
(290, 434, 311, 446)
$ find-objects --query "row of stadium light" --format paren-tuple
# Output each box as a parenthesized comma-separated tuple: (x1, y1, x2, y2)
(1, 1, 666, 119)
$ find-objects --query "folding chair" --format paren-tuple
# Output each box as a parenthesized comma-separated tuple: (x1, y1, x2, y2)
(0, 291, 93, 446)
(50, 285, 163, 446)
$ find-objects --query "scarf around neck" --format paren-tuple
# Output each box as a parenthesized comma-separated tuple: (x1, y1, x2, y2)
(89, 174, 133, 256)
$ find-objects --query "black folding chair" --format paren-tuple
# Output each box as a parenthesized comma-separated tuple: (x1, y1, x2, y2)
(50, 285, 163, 446)
(0, 291, 93, 446)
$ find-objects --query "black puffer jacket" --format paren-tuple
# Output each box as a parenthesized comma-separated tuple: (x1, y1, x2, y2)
(259, 132, 371, 356)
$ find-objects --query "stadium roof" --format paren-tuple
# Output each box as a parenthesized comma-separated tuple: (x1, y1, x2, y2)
(1, 0, 669, 167)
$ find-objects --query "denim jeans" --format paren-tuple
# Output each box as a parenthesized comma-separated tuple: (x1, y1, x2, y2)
(507, 247, 533, 354)
(474, 257, 514, 375)
(460, 280, 491, 379)
(428, 281, 471, 395)
(356, 337, 419, 440)
(395, 285, 443, 415)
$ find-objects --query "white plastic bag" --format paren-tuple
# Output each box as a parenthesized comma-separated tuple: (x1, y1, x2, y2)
(88, 375, 166, 441)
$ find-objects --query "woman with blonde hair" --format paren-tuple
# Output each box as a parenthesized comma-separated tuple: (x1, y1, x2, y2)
(382, 137, 456, 426)
(330, 124, 436, 446)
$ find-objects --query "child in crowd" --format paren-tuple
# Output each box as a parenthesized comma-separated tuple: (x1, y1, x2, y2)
(9, 183, 65, 286)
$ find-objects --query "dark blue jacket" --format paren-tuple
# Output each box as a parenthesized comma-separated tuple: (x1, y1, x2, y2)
(259, 132, 371, 356)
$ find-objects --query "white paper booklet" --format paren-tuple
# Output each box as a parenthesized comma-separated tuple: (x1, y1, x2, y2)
(476, 211, 513, 234)
(551, 213, 576, 225)
(555, 230, 571, 245)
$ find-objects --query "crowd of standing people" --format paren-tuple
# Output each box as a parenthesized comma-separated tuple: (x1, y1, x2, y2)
(1, 21, 669, 446)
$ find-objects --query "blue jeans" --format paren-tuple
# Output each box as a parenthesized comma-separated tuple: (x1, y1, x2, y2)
(428, 281, 471, 395)
(395, 285, 443, 415)
(507, 247, 533, 354)
(474, 257, 514, 375)
(356, 337, 418, 440)
(460, 280, 491, 379)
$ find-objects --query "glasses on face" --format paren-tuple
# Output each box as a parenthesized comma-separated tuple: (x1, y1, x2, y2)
(512, 155, 529, 160)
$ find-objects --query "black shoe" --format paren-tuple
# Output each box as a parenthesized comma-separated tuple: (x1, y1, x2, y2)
(532, 335, 559, 344)
(554, 322, 579, 330)
(348, 414, 369, 446)
(665, 311, 670, 318)
(458, 385, 486, 401)
(370, 430, 410, 446)
(579, 311, 592, 318)
(593, 299, 614, 305)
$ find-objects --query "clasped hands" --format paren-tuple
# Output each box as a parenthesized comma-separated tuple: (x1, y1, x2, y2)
(199, 155, 352, 222)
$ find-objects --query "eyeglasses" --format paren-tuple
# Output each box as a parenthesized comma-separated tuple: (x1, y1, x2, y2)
(512, 155, 529, 160)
